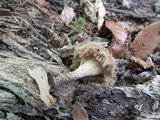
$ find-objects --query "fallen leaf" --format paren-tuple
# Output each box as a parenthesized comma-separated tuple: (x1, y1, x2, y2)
(60, 5, 75, 25)
(117, 21, 144, 33)
(80, 0, 105, 29)
(95, 0, 106, 30)
(28, 66, 56, 107)
(105, 21, 128, 57)
(132, 21, 160, 60)
(130, 56, 155, 69)
(71, 101, 89, 120)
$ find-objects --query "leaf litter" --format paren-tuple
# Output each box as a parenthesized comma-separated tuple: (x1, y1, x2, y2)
(105, 20, 128, 57)
(0, 0, 160, 120)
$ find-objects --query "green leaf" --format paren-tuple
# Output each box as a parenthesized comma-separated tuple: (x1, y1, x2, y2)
(77, 29, 83, 33)
(68, 25, 76, 30)
(76, 18, 84, 29)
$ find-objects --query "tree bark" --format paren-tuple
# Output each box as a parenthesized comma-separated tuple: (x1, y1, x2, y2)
(0, 51, 160, 120)
(0, 50, 71, 119)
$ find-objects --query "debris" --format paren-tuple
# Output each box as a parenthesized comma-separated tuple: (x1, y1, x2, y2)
(28, 0, 62, 23)
(105, 21, 128, 57)
(155, 2, 160, 13)
(71, 101, 89, 120)
(6, 112, 22, 120)
(117, 21, 144, 33)
(116, 75, 160, 99)
(95, 0, 106, 30)
(1, 29, 29, 44)
(136, 75, 160, 100)
(132, 21, 160, 60)
(80, 0, 96, 23)
(121, 0, 131, 8)
(130, 56, 155, 69)
(152, 101, 159, 111)
(28, 66, 56, 107)
(60, 5, 75, 25)
(105, 7, 156, 19)
(0, 29, 44, 60)
(80, 0, 105, 30)
(115, 87, 141, 98)
(47, 49, 64, 66)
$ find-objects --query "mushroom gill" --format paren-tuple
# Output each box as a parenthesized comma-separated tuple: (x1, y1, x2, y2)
(54, 42, 117, 86)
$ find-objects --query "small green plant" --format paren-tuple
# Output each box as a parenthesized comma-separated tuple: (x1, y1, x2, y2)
(67, 18, 84, 37)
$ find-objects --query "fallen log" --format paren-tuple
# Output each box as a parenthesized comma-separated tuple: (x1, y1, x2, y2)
(0, 50, 71, 119)
(0, 50, 160, 120)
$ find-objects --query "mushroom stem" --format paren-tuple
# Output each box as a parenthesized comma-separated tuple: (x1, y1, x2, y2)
(54, 42, 117, 86)
(54, 57, 102, 86)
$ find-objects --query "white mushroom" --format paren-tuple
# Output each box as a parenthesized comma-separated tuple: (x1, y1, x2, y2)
(54, 42, 117, 86)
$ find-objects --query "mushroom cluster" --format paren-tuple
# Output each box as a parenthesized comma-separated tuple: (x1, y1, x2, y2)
(55, 42, 117, 86)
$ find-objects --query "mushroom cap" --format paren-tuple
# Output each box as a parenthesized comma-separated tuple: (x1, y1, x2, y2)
(71, 42, 117, 86)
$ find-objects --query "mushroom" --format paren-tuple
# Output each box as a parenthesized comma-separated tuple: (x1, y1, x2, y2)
(54, 42, 117, 86)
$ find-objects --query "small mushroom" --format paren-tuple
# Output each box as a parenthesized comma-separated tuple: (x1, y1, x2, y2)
(54, 42, 117, 86)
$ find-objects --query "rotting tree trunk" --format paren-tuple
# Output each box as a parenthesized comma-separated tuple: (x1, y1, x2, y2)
(0, 50, 72, 119)
(0, 50, 160, 120)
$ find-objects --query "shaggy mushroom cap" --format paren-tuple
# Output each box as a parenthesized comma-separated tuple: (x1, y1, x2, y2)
(71, 42, 117, 86)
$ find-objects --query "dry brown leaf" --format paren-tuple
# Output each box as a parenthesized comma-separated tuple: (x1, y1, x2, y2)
(28, 66, 56, 107)
(60, 5, 75, 25)
(132, 21, 160, 60)
(105, 21, 128, 57)
(130, 56, 155, 69)
(71, 101, 89, 120)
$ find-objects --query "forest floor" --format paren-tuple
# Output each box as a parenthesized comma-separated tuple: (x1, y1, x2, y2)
(0, 0, 160, 120)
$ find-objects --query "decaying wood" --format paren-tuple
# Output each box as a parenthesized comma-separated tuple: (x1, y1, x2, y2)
(0, 50, 160, 119)
(0, 50, 71, 119)
(105, 8, 156, 19)
(73, 76, 160, 120)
